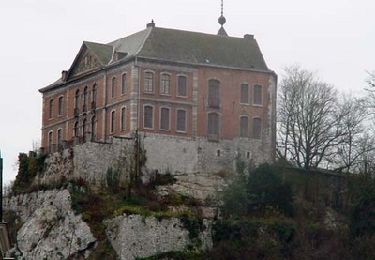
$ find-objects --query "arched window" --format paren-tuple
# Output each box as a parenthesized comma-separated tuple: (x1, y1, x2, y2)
(74, 121, 79, 137)
(58, 96, 64, 115)
(48, 131, 53, 151)
(240, 116, 249, 137)
(91, 116, 96, 141)
(208, 112, 219, 136)
(75, 89, 80, 114)
(82, 118, 87, 142)
(143, 105, 153, 129)
(49, 99, 54, 118)
(112, 77, 117, 98)
(176, 109, 187, 132)
(208, 79, 220, 108)
(83, 86, 88, 112)
(253, 85, 263, 105)
(121, 74, 127, 95)
(111, 110, 116, 133)
(144, 71, 154, 93)
(160, 73, 170, 95)
(252, 118, 262, 139)
(177, 75, 187, 97)
(160, 107, 170, 131)
(92, 84, 97, 109)
(57, 128, 62, 147)
(121, 107, 126, 131)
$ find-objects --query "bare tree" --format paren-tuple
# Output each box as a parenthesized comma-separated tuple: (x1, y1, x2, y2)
(328, 95, 374, 172)
(278, 66, 347, 170)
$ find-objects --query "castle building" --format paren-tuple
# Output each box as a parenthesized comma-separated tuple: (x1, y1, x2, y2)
(39, 16, 277, 172)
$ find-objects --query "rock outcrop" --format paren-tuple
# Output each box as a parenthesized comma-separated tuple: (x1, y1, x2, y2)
(5, 190, 96, 259)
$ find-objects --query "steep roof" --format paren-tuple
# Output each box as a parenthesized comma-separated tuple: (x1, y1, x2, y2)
(40, 26, 271, 92)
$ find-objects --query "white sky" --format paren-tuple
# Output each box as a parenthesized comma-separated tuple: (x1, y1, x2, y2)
(0, 0, 374, 184)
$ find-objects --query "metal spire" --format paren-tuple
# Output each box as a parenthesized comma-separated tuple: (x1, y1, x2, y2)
(218, 0, 228, 36)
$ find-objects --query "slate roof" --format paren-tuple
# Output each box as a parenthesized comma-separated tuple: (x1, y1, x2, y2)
(40, 26, 271, 92)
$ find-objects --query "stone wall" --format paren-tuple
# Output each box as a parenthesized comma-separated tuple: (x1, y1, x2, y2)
(105, 214, 212, 260)
(4, 190, 96, 259)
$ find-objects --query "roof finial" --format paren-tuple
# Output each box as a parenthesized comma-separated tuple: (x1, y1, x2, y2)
(218, 0, 228, 36)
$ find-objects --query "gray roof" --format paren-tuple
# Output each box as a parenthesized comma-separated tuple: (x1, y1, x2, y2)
(40, 26, 271, 92)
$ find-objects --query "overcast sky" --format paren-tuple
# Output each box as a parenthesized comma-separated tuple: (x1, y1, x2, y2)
(0, 0, 374, 184)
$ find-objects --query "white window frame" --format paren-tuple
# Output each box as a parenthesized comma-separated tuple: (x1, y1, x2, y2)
(239, 115, 249, 137)
(48, 130, 54, 146)
(159, 72, 172, 96)
(57, 128, 63, 145)
(176, 74, 188, 98)
(144, 70, 155, 94)
(207, 78, 221, 108)
(143, 104, 154, 130)
(112, 77, 117, 99)
(110, 109, 116, 134)
(120, 106, 127, 131)
(176, 108, 188, 133)
(159, 106, 171, 131)
(240, 82, 250, 105)
(58, 95, 64, 116)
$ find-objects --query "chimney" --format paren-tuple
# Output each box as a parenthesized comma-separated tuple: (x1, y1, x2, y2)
(244, 34, 254, 40)
(147, 19, 155, 28)
(61, 70, 68, 82)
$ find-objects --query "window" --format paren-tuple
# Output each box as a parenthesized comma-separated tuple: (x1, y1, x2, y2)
(240, 116, 249, 137)
(110, 110, 115, 133)
(91, 116, 96, 141)
(208, 79, 220, 108)
(253, 85, 263, 105)
(252, 118, 262, 139)
(48, 131, 53, 149)
(143, 105, 153, 129)
(49, 99, 54, 118)
(240, 84, 249, 104)
(176, 109, 187, 132)
(82, 118, 87, 142)
(92, 84, 97, 109)
(207, 112, 219, 135)
(121, 107, 126, 131)
(160, 73, 171, 95)
(75, 89, 80, 111)
(144, 71, 154, 93)
(57, 129, 62, 146)
(74, 121, 79, 137)
(58, 96, 64, 115)
(160, 107, 170, 130)
(177, 75, 187, 97)
(112, 77, 117, 98)
(83, 86, 88, 112)
(121, 74, 127, 95)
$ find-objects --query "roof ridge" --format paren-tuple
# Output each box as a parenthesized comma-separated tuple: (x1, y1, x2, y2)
(134, 27, 153, 56)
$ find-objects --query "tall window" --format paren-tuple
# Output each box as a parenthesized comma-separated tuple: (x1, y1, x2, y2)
(74, 121, 79, 137)
(58, 97, 64, 115)
(176, 109, 187, 132)
(57, 129, 62, 146)
(177, 75, 187, 97)
(91, 116, 96, 141)
(112, 77, 117, 98)
(49, 99, 54, 118)
(82, 118, 87, 142)
(92, 84, 97, 108)
(48, 131, 53, 150)
(253, 85, 263, 105)
(207, 112, 219, 135)
(240, 84, 249, 104)
(160, 107, 170, 131)
(143, 105, 153, 129)
(83, 86, 88, 112)
(144, 71, 154, 93)
(111, 110, 115, 133)
(160, 73, 170, 95)
(208, 79, 220, 108)
(121, 74, 127, 95)
(240, 116, 249, 137)
(121, 107, 126, 131)
(75, 89, 80, 113)
(252, 118, 262, 139)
